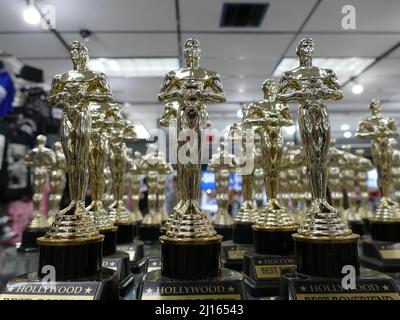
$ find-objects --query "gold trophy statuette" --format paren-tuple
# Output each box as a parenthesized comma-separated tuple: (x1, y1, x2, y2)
(47, 142, 66, 226)
(277, 38, 359, 278)
(245, 79, 297, 255)
(109, 117, 138, 244)
(38, 41, 108, 281)
(86, 103, 121, 256)
(208, 142, 236, 238)
(138, 144, 171, 241)
(158, 38, 225, 280)
(156, 152, 173, 224)
(126, 150, 144, 223)
(356, 99, 400, 242)
(19, 135, 55, 252)
(228, 120, 258, 245)
(327, 139, 345, 211)
(353, 149, 373, 221)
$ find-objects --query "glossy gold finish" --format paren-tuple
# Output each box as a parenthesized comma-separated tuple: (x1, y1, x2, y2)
(47, 142, 66, 225)
(327, 139, 345, 210)
(42, 41, 108, 242)
(103, 165, 114, 208)
(125, 149, 143, 222)
(159, 38, 225, 239)
(356, 99, 400, 221)
(24, 135, 55, 229)
(244, 79, 296, 230)
(109, 116, 138, 225)
(86, 103, 121, 232)
(277, 38, 352, 238)
(139, 144, 172, 225)
(157, 152, 173, 222)
(340, 144, 362, 222)
(208, 142, 235, 226)
(353, 149, 374, 219)
(228, 120, 257, 225)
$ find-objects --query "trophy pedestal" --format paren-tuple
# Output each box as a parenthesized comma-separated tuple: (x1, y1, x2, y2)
(221, 240, 252, 272)
(160, 224, 167, 235)
(160, 235, 222, 280)
(253, 227, 296, 255)
(144, 256, 162, 274)
(116, 240, 145, 273)
(18, 227, 48, 252)
(102, 251, 134, 297)
(138, 223, 162, 242)
(137, 268, 245, 300)
(370, 221, 400, 242)
(214, 224, 233, 241)
(232, 222, 253, 244)
(38, 237, 103, 280)
(293, 233, 360, 278)
(361, 238, 400, 272)
(0, 269, 119, 300)
(349, 220, 366, 236)
(99, 228, 117, 256)
(242, 249, 296, 297)
(115, 222, 135, 244)
(280, 268, 400, 300)
(363, 218, 371, 234)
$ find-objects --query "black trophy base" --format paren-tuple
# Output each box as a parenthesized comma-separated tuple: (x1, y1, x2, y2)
(370, 221, 400, 242)
(160, 235, 222, 280)
(361, 238, 400, 272)
(102, 251, 134, 297)
(242, 249, 296, 297)
(144, 256, 162, 274)
(18, 227, 48, 253)
(100, 228, 117, 256)
(349, 220, 366, 236)
(214, 224, 233, 241)
(138, 223, 162, 242)
(38, 238, 102, 281)
(363, 218, 371, 234)
(0, 268, 119, 300)
(253, 227, 295, 255)
(281, 268, 400, 300)
(137, 268, 245, 300)
(115, 223, 134, 244)
(233, 223, 253, 244)
(116, 240, 145, 273)
(221, 240, 252, 272)
(293, 233, 360, 278)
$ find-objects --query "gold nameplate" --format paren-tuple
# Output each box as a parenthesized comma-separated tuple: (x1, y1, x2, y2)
(255, 264, 295, 279)
(228, 249, 246, 260)
(380, 249, 400, 259)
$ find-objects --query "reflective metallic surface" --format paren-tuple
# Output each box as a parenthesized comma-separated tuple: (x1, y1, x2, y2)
(125, 149, 143, 222)
(353, 149, 374, 219)
(244, 79, 296, 230)
(356, 99, 400, 221)
(208, 142, 235, 226)
(159, 38, 225, 239)
(42, 41, 107, 242)
(47, 142, 66, 225)
(327, 138, 345, 210)
(277, 38, 352, 238)
(109, 117, 138, 225)
(24, 135, 55, 229)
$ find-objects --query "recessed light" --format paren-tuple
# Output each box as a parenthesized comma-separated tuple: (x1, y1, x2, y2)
(23, 1, 41, 25)
(238, 88, 245, 93)
(340, 124, 350, 131)
(344, 131, 352, 138)
(352, 84, 364, 95)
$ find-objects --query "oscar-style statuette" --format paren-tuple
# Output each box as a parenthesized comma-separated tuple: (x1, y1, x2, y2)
(34, 41, 118, 299)
(138, 39, 244, 300)
(109, 117, 138, 244)
(47, 142, 66, 226)
(357, 99, 400, 273)
(19, 135, 55, 252)
(138, 144, 168, 242)
(241, 79, 297, 297)
(276, 39, 400, 300)
(208, 142, 235, 240)
(327, 138, 345, 210)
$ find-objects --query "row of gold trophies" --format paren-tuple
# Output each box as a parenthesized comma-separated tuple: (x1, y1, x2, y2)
(5, 36, 400, 300)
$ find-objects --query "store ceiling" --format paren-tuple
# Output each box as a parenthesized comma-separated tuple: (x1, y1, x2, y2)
(1, 0, 400, 145)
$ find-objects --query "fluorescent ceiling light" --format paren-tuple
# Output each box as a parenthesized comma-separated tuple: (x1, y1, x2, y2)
(87, 58, 179, 77)
(134, 124, 150, 139)
(273, 57, 374, 84)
